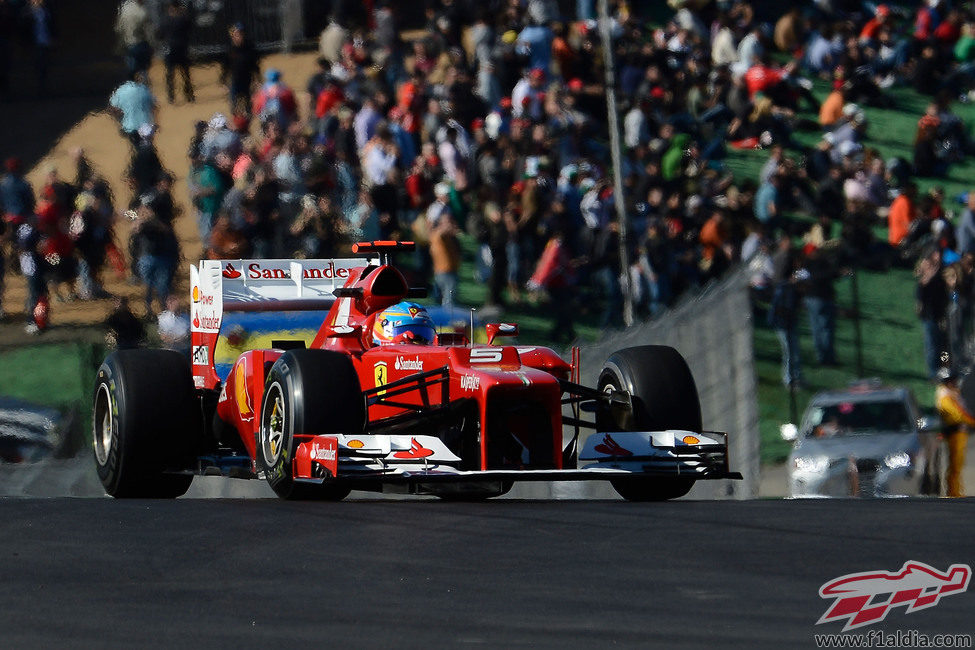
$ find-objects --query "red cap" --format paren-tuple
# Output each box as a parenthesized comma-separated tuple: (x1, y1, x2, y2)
(650, 86, 665, 99)
(471, 118, 485, 130)
(529, 67, 545, 80)
(876, 4, 890, 16)
(568, 78, 583, 92)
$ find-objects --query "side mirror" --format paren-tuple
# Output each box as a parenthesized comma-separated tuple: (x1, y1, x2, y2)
(486, 323, 519, 345)
(918, 416, 943, 433)
(780, 423, 799, 442)
(324, 324, 362, 339)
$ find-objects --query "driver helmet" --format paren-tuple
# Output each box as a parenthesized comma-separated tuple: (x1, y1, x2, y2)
(372, 301, 436, 346)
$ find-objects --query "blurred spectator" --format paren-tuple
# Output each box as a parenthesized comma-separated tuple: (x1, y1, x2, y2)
(188, 151, 228, 252)
(15, 217, 47, 334)
(935, 367, 973, 498)
(430, 211, 461, 306)
(26, 0, 54, 95)
(221, 23, 260, 115)
(126, 123, 163, 202)
(1, 157, 34, 227)
(253, 68, 298, 130)
(157, 294, 190, 356)
(769, 235, 803, 389)
(800, 246, 839, 366)
(916, 249, 949, 379)
(957, 192, 975, 255)
(109, 72, 157, 145)
(129, 196, 179, 315)
(159, 0, 195, 104)
(888, 182, 917, 247)
(115, 0, 152, 80)
(105, 296, 145, 348)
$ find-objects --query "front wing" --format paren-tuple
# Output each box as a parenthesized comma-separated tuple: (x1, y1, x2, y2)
(290, 430, 742, 486)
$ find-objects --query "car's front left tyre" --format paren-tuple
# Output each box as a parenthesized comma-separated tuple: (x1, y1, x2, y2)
(257, 349, 363, 500)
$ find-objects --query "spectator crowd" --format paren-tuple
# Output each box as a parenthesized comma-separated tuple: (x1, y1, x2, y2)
(5, 0, 975, 377)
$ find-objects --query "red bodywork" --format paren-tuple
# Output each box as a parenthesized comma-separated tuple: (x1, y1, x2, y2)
(212, 253, 574, 472)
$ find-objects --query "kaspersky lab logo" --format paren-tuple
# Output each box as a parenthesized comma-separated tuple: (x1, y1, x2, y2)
(817, 561, 970, 631)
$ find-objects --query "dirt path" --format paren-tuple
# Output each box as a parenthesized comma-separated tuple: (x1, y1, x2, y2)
(2, 51, 320, 339)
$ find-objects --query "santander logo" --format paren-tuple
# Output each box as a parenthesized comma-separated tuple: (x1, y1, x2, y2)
(395, 356, 424, 371)
(222, 263, 242, 279)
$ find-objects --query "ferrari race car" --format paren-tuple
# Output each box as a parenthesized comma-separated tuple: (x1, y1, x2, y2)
(92, 241, 741, 501)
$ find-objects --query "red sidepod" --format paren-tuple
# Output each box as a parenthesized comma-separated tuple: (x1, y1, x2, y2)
(217, 349, 283, 460)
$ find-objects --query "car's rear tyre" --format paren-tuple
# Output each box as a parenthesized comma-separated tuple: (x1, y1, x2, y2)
(92, 349, 200, 498)
(597, 345, 701, 502)
(257, 349, 363, 500)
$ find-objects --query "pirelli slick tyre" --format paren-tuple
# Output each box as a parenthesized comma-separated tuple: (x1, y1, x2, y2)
(597, 345, 701, 502)
(257, 350, 363, 500)
(92, 349, 201, 498)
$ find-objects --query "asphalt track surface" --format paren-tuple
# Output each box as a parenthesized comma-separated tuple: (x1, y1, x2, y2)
(1, 497, 973, 649)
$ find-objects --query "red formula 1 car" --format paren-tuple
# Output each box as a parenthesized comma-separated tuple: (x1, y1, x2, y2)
(92, 241, 741, 500)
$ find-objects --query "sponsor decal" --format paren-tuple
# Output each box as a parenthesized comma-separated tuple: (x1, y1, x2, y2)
(222, 263, 242, 279)
(312, 441, 337, 462)
(346, 439, 365, 449)
(516, 371, 532, 386)
(193, 312, 220, 332)
(460, 374, 480, 391)
(193, 376, 205, 388)
(218, 382, 228, 403)
(245, 261, 351, 280)
(817, 561, 971, 631)
(407, 305, 420, 317)
(394, 356, 424, 371)
(593, 434, 633, 457)
(234, 361, 254, 420)
(192, 285, 200, 302)
(374, 362, 387, 395)
(470, 348, 503, 363)
(191, 345, 209, 366)
(393, 437, 435, 459)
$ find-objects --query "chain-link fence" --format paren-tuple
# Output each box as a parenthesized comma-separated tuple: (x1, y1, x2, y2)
(142, 0, 308, 56)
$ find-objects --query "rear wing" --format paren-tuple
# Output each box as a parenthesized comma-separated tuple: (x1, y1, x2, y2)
(190, 258, 368, 389)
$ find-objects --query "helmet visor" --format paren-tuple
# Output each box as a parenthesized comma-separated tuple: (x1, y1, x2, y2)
(391, 324, 436, 344)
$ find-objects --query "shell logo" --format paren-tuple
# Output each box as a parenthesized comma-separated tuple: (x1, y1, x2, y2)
(682, 435, 700, 445)
(192, 285, 200, 302)
(346, 439, 365, 449)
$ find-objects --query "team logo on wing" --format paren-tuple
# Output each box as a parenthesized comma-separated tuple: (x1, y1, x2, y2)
(817, 561, 971, 631)
(593, 434, 633, 457)
(222, 263, 242, 279)
(393, 437, 435, 459)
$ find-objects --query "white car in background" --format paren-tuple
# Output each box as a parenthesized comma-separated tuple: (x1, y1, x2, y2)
(781, 383, 943, 498)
